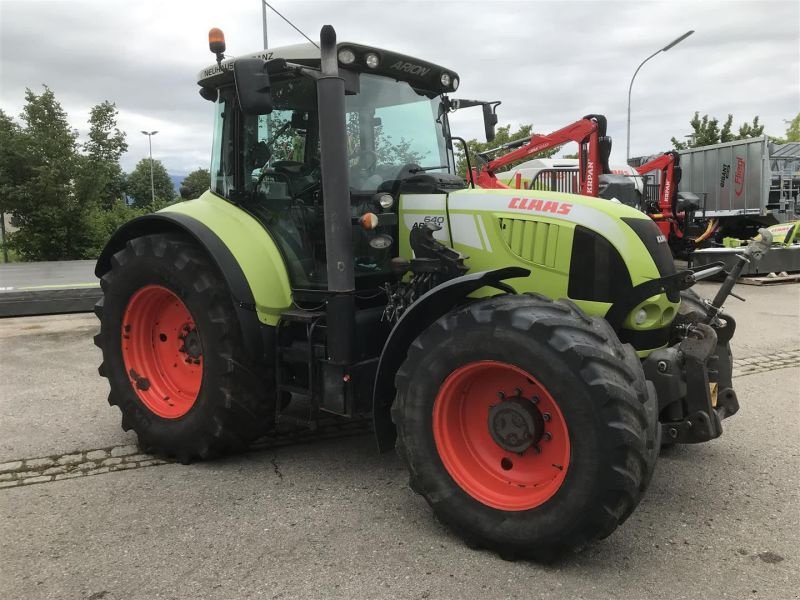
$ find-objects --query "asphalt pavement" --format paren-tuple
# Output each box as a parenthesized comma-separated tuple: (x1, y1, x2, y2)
(0, 281, 798, 600)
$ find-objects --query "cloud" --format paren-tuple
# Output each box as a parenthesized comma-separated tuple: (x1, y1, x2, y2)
(1, 0, 797, 174)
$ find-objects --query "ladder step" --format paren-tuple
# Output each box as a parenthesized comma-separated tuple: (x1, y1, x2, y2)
(279, 344, 310, 364)
(278, 383, 312, 396)
(279, 309, 325, 323)
(276, 414, 319, 430)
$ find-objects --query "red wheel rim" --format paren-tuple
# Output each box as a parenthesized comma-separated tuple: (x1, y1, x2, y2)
(121, 285, 202, 419)
(432, 361, 570, 511)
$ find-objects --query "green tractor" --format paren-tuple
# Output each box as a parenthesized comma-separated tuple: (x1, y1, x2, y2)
(94, 26, 765, 560)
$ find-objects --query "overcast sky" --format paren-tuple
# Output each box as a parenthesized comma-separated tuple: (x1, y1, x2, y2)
(1, 0, 798, 176)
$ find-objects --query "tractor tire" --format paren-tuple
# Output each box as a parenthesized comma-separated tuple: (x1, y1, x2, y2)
(392, 294, 658, 561)
(94, 232, 273, 463)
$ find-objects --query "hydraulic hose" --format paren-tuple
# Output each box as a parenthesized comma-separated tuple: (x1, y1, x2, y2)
(693, 219, 718, 244)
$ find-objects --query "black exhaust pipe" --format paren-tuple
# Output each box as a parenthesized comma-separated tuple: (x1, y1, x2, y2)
(317, 25, 355, 376)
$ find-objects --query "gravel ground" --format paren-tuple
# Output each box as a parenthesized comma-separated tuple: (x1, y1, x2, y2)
(0, 280, 798, 600)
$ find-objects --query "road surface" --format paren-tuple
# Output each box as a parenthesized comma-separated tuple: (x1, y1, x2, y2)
(0, 281, 798, 599)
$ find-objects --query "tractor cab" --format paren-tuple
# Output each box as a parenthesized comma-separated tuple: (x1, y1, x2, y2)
(198, 40, 463, 291)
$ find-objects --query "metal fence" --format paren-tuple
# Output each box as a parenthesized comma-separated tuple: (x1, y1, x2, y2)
(529, 169, 579, 193)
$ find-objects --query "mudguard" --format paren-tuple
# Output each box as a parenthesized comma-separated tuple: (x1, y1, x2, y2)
(372, 266, 529, 452)
(96, 192, 293, 361)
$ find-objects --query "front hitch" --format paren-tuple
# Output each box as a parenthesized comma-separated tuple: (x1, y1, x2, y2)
(703, 228, 772, 324)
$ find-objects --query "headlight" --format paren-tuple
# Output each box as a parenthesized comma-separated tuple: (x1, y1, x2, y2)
(440, 72, 451, 87)
(365, 52, 380, 69)
(634, 308, 648, 325)
(369, 234, 393, 250)
(452, 77, 459, 90)
(377, 193, 394, 209)
(338, 49, 356, 64)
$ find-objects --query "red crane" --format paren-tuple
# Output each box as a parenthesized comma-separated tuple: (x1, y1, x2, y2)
(470, 115, 611, 196)
(636, 151, 716, 244)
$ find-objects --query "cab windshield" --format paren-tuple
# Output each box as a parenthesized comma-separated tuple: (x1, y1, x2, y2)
(210, 71, 452, 289)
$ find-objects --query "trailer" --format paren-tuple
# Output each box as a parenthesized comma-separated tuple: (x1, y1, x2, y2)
(678, 136, 800, 236)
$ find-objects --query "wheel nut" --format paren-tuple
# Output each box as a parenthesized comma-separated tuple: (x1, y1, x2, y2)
(657, 360, 669, 373)
(542, 412, 551, 422)
(543, 432, 552, 441)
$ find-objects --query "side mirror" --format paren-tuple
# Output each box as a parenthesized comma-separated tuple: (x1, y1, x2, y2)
(482, 103, 499, 142)
(233, 58, 273, 115)
(265, 58, 289, 74)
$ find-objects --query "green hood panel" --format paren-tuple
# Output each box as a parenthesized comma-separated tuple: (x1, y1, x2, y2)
(445, 187, 664, 286)
(441, 188, 677, 351)
(161, 192, 292, 325)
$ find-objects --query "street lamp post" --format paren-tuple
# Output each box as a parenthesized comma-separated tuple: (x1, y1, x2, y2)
(626, 30, 694, 164)
(140, 130, 158, 207)
(261, 0, 268, 49)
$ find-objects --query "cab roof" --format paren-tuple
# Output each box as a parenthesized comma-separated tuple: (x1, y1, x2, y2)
(197, 41, 460, 96)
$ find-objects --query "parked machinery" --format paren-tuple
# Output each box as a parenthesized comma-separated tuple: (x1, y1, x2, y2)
(94, 26, 768, 561)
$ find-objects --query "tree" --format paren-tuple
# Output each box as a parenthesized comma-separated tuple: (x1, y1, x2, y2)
(671, 112, 764, 150)
(2, 87, 87, 260)
(345, 112, 426, 166)
(76, 101, 128, 210)
(180, 168, 210, 199)
(769, 113, 800, 144)
(454, 124, 559, 178)
(126, 158, 175, 208)
(0, 88, 167, 260)
(785, 113, 800, 142)
(736, 115, 764, 140)
(0, 110, 29, 261)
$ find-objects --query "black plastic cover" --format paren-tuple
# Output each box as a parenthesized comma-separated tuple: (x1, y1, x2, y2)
(568, 226, 632, 303)
(598, 174, 640, 208)
(622, 217, 676, 277)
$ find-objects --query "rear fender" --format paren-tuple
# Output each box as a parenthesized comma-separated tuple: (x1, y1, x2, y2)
(96, 193, 293, 362)
(372, 266, 529, 452)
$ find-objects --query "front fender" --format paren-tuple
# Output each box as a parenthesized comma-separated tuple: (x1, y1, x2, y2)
(372, 266, 529, 452)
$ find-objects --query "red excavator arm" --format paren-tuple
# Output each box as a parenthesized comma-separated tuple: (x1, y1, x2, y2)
(636, 151, 717, 244)
(636, 151, 685, 238)
(636, 151, 679, 218)
(471, 114, 609, 196)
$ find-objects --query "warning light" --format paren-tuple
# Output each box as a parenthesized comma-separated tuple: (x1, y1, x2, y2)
(359, 213, 379, 230)
(208, 28, 226, 55)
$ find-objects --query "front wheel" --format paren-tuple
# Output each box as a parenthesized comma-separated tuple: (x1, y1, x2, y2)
(392, 294, 659, 561)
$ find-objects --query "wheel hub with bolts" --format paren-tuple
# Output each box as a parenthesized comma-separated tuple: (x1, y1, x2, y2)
(120, 284, 203, 419)
(488, 390, 545, 453)
(178, 327, 202, 363)
(432, 360, 571, 511)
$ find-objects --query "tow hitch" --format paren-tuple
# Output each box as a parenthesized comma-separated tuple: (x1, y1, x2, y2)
(645, 230, 772, 444)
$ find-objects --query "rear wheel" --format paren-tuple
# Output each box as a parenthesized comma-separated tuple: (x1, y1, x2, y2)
(95, 233, 274, 462)
(393, 294, 658, 561)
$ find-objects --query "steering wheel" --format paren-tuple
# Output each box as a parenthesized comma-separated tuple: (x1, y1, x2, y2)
(351, 150, 378, 175)
(273, 160, 309, 173)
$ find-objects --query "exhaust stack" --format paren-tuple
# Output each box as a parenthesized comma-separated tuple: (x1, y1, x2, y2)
(316, 25, 355, 390)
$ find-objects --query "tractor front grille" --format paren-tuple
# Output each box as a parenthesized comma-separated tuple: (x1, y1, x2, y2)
(498, 218, 561, 268)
